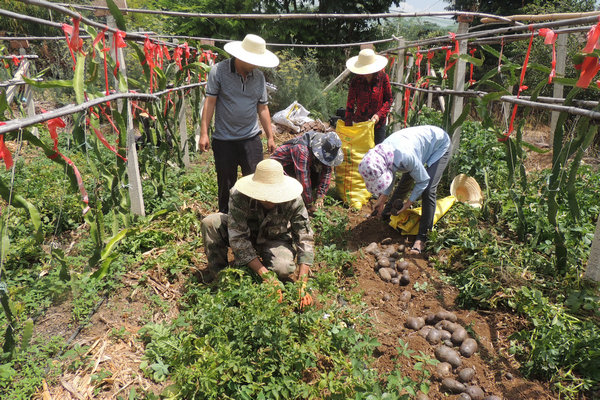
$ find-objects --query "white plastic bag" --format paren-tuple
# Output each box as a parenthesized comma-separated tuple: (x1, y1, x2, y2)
(272, 101, 314, 132)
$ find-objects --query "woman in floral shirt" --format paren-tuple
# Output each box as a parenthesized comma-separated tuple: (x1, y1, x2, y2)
(345, 48, 393, 145)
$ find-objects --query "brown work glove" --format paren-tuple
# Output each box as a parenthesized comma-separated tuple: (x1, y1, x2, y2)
(299, 281, 313, 309)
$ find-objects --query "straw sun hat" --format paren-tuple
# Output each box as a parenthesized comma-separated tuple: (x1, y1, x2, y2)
(224, 34, 279, 68)
(346, 49, 388, 75)
(450, 174, 483, 208)
(234, 159, 303, 203)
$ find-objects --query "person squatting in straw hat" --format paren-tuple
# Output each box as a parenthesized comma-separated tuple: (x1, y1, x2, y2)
(270, 131, 344, 214)
(345, 48, 393, 145)
(201, 159, 314, 308)
(199, 34, 279, 214)
(358, 125, 451, 255)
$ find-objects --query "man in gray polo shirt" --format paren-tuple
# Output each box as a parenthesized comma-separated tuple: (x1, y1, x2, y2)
(199, 34, 279, 213)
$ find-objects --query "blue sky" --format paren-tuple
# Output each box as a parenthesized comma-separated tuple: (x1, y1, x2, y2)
(394, 0, 449, 13)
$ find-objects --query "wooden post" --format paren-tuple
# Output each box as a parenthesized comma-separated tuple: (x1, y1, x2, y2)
(392, 37, 405, 131)
(430, 69, 445, 112)
(449, 18, 470, 157)
(549, 33, 567, 145)
(585, 211, 600, 282)
(178, 91, 190, 168)
(107, 14, 145, 216)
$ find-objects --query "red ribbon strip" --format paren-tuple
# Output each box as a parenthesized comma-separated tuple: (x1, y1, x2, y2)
(44, 115, 89, 213)
(173, 47, 183, 70)
(403, 84, 412, 128)
(0, 123, 13, 171)
(443, 32, 459, 79)
(112, 30, 127, 77)
(468, 48, 477, 86)
(500, 26, 534, 142)
(86, 117, 127, 162)
(143, 35, 156, 93)
(11, 55, 21, 66)
(93, 28, 110, 95)
(583, 16, 600, 53)
(415, 47, 423, 84)
(538, 28, 557, 83)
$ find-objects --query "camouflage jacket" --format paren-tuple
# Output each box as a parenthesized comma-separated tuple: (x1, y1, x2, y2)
(228, 188, 315, 266)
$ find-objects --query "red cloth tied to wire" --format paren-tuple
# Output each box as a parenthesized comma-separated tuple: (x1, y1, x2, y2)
(500, 26, 535, 142)
(583, 16, 600, 53)
(173, 47, 184, 70)
(425, 50, 434, 87)
(62, 18, 85, 70)
(112, 30, 127, 77)
(93, 28, 110, 95)
(443, 32, 459, 79)
(143, 35, 157, 93)
(468, 48, 477, 86)
(538, 28, 557, 83)
(403, 84, 412, 128)
(0, 123, 13, 171)
(415, 47, 423, 83)
(576, 18, 600, 88)
(11, 55, 21, 66)
(44, 115, 89, 212)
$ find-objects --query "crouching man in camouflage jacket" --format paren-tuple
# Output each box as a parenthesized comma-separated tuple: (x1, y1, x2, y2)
(201, 159, 314, 306)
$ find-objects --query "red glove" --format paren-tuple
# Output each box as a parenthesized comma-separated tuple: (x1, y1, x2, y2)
(299, 281, 313, 309)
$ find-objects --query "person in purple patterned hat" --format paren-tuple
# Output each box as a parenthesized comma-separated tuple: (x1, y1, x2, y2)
(358, 125, 451, 254)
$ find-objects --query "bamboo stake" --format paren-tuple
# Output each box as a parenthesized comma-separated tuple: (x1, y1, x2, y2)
(550, 33, 568, 144)
(392, 37, 406, 131)
(48, 3, 518, 24)
(0, 83, 205, 135)
(500, 96, 600, 119)
(481, 10, 600, 24)
(0, 54, 38, 59)
(450, 20, 470, 158)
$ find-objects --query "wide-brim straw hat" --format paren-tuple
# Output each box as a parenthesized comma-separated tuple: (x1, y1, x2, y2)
(224, 34, 279, 68)
(311, 131, 344, 167)
(346, 49, 388, 75)
(450, 174, 483, 208)
(234, 159, 302, 203)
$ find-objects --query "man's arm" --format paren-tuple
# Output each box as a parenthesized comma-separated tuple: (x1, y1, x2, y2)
(199, 96, 217, 152)
(257, 103, 276, 153)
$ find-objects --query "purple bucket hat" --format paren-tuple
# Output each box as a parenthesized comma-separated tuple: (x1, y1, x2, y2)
(358, 143, 395, 195)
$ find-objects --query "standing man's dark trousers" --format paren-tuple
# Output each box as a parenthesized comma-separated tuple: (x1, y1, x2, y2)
(213, 134, 263, 213)
(382, 149, 451, 241)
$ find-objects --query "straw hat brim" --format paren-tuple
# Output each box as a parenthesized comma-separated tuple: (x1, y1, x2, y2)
(224, 41, 280, 68)
(234, 174, 303, 203)
(346, 54, 388, 75)
(450, 174, 483, 208)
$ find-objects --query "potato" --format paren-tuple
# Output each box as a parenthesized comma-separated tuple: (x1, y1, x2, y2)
(441, 378, 466, 394)
(483, 396, 502, 400)
(396, 260, 410, 272)
(440, 329, 452, 341)
(443, 339, 454, 347)
(415, 393, 429, 400)
(365, 242, 379, 254)
(377, 258, 391, 269)
(398, 290, 411, 302)
(458, 394, 471, 400)
(434, 362, 453, 379)
(460, 338, 478, 357)
(451, 327, 468, 345)
(435, 345, 462, 368)
(391, 277, 400, 285)
(418, 325, 433, 338)
(458, 367, 476, 383)
(425, 313, 437, 325)
(400, 271, 411, 286)
(398, 244, 406, 252)
(435, 320, 459, 332)
(426, 328, 442, 344)
(405, 317, 425, 330)
(465, 385, 485, 400)
(382, 293, 391, 302)
(388, 267, 399, 278)
(379, 268, 391, 282)
(435, 310, 458, 322)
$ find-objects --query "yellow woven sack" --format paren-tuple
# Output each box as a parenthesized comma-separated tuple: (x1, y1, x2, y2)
(389, 195, 457, 235)
(335, 120, 375, 210)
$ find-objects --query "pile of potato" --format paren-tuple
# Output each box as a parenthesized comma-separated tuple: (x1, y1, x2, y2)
(405, 311, 502, 400)
(364, 239, 412, 286)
